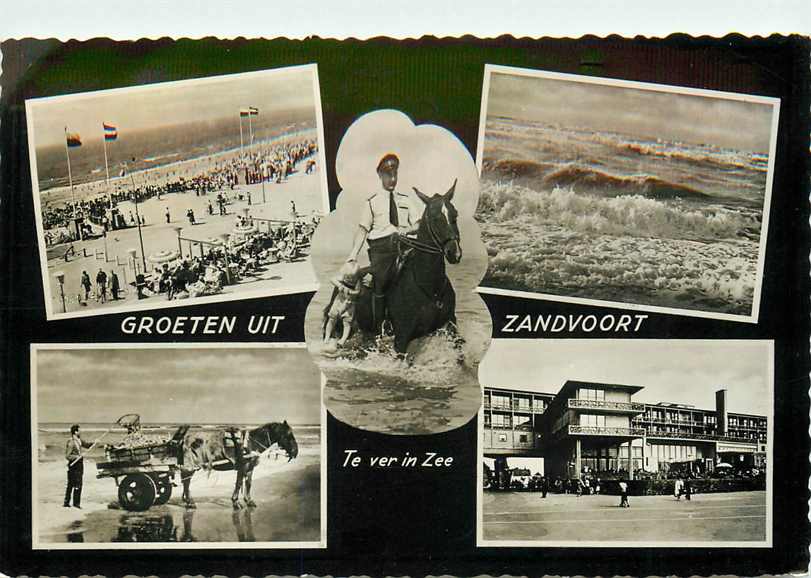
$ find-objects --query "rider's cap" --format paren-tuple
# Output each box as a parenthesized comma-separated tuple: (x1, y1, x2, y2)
(377, 153, 399, 173)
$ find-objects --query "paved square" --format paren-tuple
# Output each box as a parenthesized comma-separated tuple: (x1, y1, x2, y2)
(482, 490, 767, 544)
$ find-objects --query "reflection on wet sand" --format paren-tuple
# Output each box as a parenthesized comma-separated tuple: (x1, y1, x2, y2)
(64, 507, 260, 543)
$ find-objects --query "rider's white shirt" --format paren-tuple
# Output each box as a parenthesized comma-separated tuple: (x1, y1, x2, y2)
(359, 189, 422, 240)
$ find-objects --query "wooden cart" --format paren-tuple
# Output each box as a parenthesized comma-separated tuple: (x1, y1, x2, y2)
(96, 440, 181, 511)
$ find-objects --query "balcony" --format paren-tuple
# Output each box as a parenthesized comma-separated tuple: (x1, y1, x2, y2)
(568, 425, 646, 437)
(645, 430, 765, 443)
(567, 398, 646, 414)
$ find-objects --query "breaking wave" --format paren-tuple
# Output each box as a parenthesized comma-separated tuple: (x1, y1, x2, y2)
(615, 140, 769, 173)
(478, 180, 759, 242)
(485, 160, 713, 202)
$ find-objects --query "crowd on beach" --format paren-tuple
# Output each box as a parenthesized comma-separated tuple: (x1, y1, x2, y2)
(134, 214, 320, 301)
(40, 137, 319, 241)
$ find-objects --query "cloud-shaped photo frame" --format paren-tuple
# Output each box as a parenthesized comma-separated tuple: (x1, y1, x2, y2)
(304, 109, 491, 435)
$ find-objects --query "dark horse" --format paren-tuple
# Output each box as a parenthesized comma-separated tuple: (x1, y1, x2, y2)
(327, 179, 462, 353)
(179, 421, 298, 510)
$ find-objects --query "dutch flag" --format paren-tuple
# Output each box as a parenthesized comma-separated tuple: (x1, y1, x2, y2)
(103, 122, 118, 141)
(66, 131, 82, 147)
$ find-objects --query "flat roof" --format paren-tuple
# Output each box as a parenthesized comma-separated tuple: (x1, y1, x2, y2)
(483, 385, 767, 420)
(560, 379, 645, 395)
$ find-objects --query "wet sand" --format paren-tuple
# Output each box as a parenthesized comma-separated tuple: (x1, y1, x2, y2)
(37, 449, 321, 544)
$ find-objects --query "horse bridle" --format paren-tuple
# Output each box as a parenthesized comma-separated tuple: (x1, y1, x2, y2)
(398, 207, 459, 256)
(249, 427, 293, 461)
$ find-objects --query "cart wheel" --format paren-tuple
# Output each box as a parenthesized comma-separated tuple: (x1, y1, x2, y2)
(153, 476, 173, 506)
(118, 474, 157, 511)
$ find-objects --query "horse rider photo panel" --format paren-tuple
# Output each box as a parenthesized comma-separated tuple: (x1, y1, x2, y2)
(26, 65, 329, 321)
(475, 65, 780, 323)
(304, 109, 492, 435)
(29, 342, 326, 549)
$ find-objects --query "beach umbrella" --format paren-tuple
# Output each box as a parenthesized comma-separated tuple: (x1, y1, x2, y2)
(232, 222, 257, 236)
(147, 249, 180, 264)
(716, 462, 733, 468)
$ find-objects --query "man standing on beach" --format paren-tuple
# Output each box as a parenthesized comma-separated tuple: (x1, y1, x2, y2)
(80, 270, 92, 301)
(345, 154, 421, 333)
(64, 424, 93, 508)
(96, 268, 108, 303)
(110, 270, 121, 300)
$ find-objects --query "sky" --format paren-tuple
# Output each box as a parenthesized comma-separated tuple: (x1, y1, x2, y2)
(479, 339, 771, 416)
(486, 72, 777, 152)
(35, 346, 321, 424)
(28, 66, 318, 148)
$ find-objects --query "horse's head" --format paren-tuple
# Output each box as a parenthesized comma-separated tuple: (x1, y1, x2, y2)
(273, 420, 299, 461)
(413, 179, 462, 264)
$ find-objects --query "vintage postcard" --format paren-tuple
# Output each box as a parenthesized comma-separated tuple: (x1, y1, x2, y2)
(26, 65, 329, 320)
(476, 65, 780, 323)
(30, 343, 326, 549)
(478, 338, 773, 547)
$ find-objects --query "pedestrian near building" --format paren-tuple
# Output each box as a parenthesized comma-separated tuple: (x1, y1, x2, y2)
(619, 480, 630, 508)
(64, 424, 92, 508)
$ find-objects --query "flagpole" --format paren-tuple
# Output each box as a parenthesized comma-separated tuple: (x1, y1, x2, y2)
(64, 127, 76, 221)
(239, 113, 244, 158)
(248, 110, 253, 146)
(102, 127, 111, 205)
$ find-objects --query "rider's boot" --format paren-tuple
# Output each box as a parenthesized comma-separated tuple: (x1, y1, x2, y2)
(372, 293, 387, 335)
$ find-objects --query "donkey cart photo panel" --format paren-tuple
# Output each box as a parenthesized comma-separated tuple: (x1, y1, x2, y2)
(30, 343, 325, 549)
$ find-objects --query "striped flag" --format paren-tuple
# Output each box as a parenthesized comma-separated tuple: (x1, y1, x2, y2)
(239, 108, 251, 117)
(66, 132, 82, 147)
(103, 122, 118, 141)
(249, 107, 259, 116)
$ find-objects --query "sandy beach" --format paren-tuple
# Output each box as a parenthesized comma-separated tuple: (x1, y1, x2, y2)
(36, 446, 321, 544)
(42, 164, 325, 317)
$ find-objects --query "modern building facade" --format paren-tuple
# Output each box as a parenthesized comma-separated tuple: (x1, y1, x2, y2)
(483, 381, 767, 480)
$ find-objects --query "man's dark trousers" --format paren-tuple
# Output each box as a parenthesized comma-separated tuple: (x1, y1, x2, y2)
(64, 459, 83, 507)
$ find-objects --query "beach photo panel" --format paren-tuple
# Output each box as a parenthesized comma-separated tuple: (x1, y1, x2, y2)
(30, 342, 326, 549)
(26, 65, 330, 320)
(475, 65, 780, 323)
(304, 109, 491, 435)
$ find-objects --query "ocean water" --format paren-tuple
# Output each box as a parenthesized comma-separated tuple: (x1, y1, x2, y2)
(35, 114, 316, 192)
(477, 117, 769, 316)
(306, 250, 490, 435)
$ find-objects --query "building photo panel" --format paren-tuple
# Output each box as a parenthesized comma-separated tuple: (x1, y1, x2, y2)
(477, 339, 772, 547)
(31, 343, 325, 549)
(476, 66, 780, 322)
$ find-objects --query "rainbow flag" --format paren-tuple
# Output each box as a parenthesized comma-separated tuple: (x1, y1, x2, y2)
(239, 109, 251, 117)
(103, 122, 118, 141)
(66, 132, 82, 147)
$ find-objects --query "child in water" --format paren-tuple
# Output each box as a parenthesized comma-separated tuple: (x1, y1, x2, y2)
(324, 261, 366, 347)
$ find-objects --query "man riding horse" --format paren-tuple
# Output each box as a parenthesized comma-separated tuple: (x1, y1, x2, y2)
(346, 153, 422, 334)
